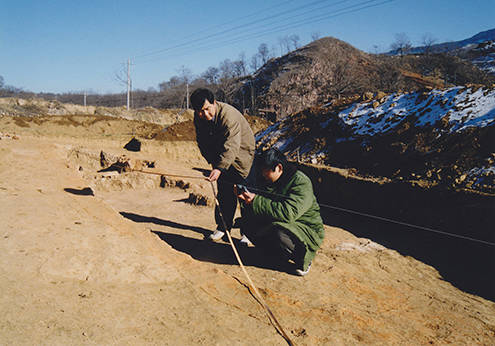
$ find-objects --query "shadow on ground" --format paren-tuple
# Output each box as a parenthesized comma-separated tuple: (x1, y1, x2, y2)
(322, 209, 495, 302)
(120, 211, 211, 236)
(64, 187, 94, 196)
(119, 211, 293, 274)
(192, 167, 210, 177)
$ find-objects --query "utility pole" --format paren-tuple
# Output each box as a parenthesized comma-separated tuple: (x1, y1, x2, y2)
(127, 58, 131, 110)
(250, 78, 255, 113)
(186, 82, 189, 109)
(83, 91, 87, 107)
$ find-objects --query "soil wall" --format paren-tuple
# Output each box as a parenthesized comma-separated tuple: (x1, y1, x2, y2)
(297, 163, 495, 300)
(298, 163, 494, 242)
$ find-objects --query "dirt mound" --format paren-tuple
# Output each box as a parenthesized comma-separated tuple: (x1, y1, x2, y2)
(152, 114, 272, 142)
(0, 97, 193, 125)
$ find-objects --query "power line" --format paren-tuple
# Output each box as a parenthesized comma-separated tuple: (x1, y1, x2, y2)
(133, 0, 345, 63)
(130, 170, 495, 247)
(318, 203, 495, 247)
(132, 0, 302, 60)
(243, 183, 495, 247)
(121, 0, 395, 92)
(135, 0, 395, 65)
(189, 0, 395, 56)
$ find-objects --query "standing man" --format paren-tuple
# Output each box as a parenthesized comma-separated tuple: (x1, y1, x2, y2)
(191, 88, 255, 241)
(237, 148, 325, 276)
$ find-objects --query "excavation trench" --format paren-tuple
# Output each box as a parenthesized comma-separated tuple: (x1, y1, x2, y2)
(66, 146, 494, 300)
(297, 162, 495, 301)
(67, 147, 214, 207)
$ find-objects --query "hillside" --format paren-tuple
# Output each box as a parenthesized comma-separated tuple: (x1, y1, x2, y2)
(237, 37, 379, 119)
(257, 85, 495, 195)
(389, 28, 495, 76)
(235, 35, 493, 121)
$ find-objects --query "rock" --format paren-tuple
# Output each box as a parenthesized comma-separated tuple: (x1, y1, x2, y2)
(100, 151, 110, 168)
(375, 91, 387, 99)
(124, 137, 141, 152)
(186, 192, 211, 206)
(363, 92, 374, 101)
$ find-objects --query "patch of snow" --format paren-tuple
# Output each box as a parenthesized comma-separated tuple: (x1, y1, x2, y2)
(255, 123, 280, 141)
(335, 240, 385, 252)
(448, 88, 495, 131)
(466, 165, 495, 186)
(336, 87, 495, 135)
(472, 55, 495, 63)
(273, 136, 294, 151)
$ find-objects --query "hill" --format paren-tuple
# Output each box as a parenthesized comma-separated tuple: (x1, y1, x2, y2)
(392, 28, 495, 56)
(235, 35, 494, 120)
(388, 28, 495, 76)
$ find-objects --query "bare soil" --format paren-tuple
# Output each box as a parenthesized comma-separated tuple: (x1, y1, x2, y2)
(1, 115, 494, 345)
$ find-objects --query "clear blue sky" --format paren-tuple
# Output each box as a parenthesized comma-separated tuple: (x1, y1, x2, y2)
(1, 0, 494, 94)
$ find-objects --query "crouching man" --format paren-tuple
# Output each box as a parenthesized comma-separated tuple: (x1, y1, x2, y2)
(237, 148, 325, 276)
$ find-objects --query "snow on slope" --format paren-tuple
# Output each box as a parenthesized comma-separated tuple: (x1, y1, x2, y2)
(334, 86, 495, 136)
(256, 86, 495, 193)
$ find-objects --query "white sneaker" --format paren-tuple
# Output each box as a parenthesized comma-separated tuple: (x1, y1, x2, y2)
(295, 262, 311, 276)
(239, 234, 253, 247)
(209, 230, 225, 242)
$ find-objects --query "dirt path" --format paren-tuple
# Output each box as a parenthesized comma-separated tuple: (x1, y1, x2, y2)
(1, 134, 494, 345)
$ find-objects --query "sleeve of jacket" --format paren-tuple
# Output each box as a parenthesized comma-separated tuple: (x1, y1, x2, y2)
(194, 117, 213, 164)
(251, 173, 314, 223)
(214, 113, 241, 171)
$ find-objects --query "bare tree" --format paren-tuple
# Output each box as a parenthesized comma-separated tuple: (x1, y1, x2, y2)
(177, 65, 193, 84)
(237, 52, 247, 76)
(311, 32, 321, 41)
(232, 60, 244, 78)
(376, 59, 404, 92)
(258, 43, 270, 65)
(289, 34, 300, 50)
(390, 32, 412, 56)
(371, 44, 381, 54)
(0, 75, 4, 89)
(271, 44, 278, 59)
(202, 66, 220, 85)
(421, 33, 437, 55)
(219, 59, 235, 81)
(278, 35, 291, 55)
(250, 53, 260, 73)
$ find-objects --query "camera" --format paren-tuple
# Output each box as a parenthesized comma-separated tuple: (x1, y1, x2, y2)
(236, 184, 249, 194)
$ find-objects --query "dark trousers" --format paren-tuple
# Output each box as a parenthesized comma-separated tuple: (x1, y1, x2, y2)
(215, 167, 246, 232)
(243, 225, 306, 266)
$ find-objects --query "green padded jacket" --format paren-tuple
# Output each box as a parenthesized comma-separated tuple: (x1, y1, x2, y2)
(250, 167, 325, 270)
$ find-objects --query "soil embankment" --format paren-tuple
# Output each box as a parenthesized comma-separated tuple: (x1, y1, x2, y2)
(298, 163, 495, 300)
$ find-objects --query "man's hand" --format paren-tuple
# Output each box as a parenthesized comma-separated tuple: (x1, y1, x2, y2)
(237, 190, 256, 205)
(208, 168, 222, 182)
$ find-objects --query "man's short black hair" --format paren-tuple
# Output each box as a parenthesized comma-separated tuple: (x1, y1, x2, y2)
(257, 148, 288, 171)
(190, 88, 215, 111)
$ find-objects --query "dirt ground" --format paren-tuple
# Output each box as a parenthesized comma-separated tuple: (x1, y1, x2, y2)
(1, 116, 494, 345)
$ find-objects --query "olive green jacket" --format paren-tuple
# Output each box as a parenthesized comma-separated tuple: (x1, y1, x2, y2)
(194, 101, 255, 178)
(249, 167, 325, 270)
